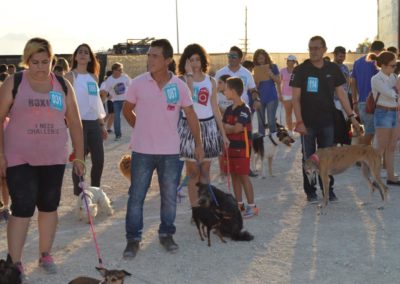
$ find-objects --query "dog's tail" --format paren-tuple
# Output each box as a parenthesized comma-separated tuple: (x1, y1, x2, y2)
(231, 230, 254, 241)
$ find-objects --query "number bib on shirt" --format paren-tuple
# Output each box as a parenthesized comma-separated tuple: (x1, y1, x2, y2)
(49, 91, 63, 111)
(87, 82, 98, 96)
(164, 83, 180, 104)
(307, 77, 319, 93)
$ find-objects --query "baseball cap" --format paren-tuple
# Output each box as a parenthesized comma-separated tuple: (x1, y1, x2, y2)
(287, 55, 297, 61)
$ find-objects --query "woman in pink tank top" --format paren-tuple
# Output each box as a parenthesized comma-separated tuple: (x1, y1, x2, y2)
(0, 37, 84, 279)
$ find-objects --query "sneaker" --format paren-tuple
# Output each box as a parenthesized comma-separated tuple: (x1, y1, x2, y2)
(14, 261, 28, 283)
(243, 205, 259, 219)
(307, 194, 318, 204)
(159, 235, 179, 253)
(39, 253, 57, 274)
(249, 170, 258, 177)
(329, 192, 338, 202)
(123, 240, 140, 258)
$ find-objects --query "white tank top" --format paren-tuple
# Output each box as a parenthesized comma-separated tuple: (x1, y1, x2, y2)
(73, 73, 106, 120)
(185, 75, 214, 119)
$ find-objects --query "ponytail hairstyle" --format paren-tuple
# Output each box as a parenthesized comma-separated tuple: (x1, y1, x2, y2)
(367, 51, 396, 68)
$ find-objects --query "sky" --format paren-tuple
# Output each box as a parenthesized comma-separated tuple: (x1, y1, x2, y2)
(1, 0, 377, 55)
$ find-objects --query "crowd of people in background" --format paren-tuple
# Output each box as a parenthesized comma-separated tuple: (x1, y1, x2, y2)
(1, 35, 400, 282)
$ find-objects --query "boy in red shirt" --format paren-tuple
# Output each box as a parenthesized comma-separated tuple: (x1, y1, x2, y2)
(223, 77, 258, 218)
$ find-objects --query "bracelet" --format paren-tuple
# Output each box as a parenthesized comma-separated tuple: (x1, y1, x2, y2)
(72, 158, 86, 167)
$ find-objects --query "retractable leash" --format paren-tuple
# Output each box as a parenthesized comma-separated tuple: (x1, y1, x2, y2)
(78, 176, 104, 269)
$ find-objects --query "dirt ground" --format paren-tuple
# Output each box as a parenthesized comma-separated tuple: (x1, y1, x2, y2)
(1, 119, 400, 284)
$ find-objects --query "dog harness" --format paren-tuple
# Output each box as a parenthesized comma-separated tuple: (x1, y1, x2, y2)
(310, 154, 320, 165)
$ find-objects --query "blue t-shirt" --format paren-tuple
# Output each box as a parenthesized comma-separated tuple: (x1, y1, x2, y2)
(351, 55, 378, 102)
(258, 64, 280, 104)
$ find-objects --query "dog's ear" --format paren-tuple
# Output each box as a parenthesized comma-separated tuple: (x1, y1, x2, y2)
(96, 267, 107, 277)
(120, 270, 132, 277)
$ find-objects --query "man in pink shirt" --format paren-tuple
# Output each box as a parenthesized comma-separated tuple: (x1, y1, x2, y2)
(122, 39, 204, 257)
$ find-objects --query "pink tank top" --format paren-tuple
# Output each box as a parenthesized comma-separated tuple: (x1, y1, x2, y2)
(4, 71, 68, 166)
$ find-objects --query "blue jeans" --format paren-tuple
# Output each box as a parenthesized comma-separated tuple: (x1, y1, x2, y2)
(125, 152, 180, 241)
(358, 102, 375, 135)
(257, 100, 279, 135)
(113, 100, 124, 138)
(301, 126, 335, 198)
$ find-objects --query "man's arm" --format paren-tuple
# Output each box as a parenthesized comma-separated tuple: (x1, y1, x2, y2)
(292, 87, 306, 135)
(182, 105, 204, 162)
(122, 101, 136, 128)
(351, 77, 359, 115)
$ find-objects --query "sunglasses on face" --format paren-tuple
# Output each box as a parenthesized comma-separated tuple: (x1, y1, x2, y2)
(228, 53, 239, 59)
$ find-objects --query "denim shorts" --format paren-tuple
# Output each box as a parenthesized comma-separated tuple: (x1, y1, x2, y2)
(6, 164, 66, 217)
(359, 102, 375, 135)
(374, 108, 398, 128)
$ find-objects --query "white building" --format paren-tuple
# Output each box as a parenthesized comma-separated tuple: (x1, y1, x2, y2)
(378, 0, 400, 48)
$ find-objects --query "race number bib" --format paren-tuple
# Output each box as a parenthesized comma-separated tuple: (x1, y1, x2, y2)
(307, 77, 319, 93)
(87, 82, 98, 96)
(49, 91, 63, 111)
(164, 83, 180, 104)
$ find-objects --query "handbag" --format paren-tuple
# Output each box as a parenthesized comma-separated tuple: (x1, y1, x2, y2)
(365, 92, 381, 114)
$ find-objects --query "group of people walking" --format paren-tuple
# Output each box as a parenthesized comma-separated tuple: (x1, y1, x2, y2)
(0, 34, 399, 282)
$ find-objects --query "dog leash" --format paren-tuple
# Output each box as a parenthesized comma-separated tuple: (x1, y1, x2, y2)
(224, 147, 231, 193)
(176, 175, 189, 203)
(78, 176, 104, 269)
(196, 162, 220, 207)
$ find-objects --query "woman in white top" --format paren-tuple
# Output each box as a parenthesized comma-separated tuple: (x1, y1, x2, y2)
(280, 55, 298, 133)
(66, 44, 107, 195)
(178, 44, 229, 207)
(369, 51, 400, 185)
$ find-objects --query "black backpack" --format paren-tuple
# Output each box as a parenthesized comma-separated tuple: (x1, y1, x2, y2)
(12, 71, 68, 99)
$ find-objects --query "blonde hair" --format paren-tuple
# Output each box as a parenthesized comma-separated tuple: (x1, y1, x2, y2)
(55, 57, 70, 72)
(20, 37, 54, 68)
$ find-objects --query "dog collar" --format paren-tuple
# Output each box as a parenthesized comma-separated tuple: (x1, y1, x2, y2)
(310, 154, 320, 165)
(268, 134, 278, 146)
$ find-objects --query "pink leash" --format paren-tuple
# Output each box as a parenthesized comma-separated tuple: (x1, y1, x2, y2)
(79, 177, 104, 269)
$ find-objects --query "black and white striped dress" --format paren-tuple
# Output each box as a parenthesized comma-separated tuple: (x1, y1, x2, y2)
(178, 75, 222, 161)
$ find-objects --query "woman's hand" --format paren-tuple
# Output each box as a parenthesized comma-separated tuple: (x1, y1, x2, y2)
(72, 159, 86, 177)
(185, 59, 193, 75)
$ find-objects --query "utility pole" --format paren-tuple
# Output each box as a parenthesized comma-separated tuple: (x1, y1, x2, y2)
(175, 0, 180, 54)
(240, 6, 249, 57)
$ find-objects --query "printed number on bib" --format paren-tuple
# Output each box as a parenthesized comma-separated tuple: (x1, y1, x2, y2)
(164, 83, 180, 104)
(307, 77, 319, 93)
(87, 82, 98, 96)
(49, 91, 64, 111)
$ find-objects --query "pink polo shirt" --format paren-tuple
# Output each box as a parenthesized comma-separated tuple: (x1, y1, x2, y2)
(126, 72, 193, 154)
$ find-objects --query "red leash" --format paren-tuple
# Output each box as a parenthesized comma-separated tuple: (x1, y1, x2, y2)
(225, 147, 231, 192)
(79, 177, 104, 269)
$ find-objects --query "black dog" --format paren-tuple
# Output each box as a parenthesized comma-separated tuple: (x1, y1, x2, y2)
(197, 183, 254, 241)
(192, 206, 226, 246)
(0, 259, 21, 284)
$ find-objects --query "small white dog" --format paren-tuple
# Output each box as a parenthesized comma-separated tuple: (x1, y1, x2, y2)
(76, 187, 114, 223)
